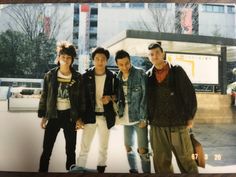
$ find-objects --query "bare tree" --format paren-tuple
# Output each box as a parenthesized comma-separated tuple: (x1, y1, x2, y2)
(4, 4, 70, 40)
(141, 5, 175, 33)
(0, 4, 71, 78)
(138, 3, 198, 34)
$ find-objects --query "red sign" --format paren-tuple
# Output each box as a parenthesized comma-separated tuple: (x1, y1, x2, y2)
(81, 4, 89, 12)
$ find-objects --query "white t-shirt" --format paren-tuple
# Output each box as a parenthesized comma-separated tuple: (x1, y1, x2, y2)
(57, 71, 72, 110)
(116, 77, 139, 126)
(95, 74, 106, 113)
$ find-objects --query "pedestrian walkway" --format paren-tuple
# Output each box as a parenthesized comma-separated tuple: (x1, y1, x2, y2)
(193, 123, 236, 167)
(0, 100, 236, 173)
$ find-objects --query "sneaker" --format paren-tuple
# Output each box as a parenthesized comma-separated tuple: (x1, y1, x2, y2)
(69, 166, 86, 173)
(97, 165, 107, 173)
(129, 169, 139, 173)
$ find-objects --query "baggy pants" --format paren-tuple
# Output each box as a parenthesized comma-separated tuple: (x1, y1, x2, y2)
(150, 126, 198, 174)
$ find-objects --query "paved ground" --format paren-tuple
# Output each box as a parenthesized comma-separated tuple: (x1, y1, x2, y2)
(193, 123, 236, 167)
(0, 100, 236, 173)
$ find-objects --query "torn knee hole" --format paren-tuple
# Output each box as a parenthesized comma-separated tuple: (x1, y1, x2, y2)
(125, 146, 132, 152)
(137, 148, 148, 154)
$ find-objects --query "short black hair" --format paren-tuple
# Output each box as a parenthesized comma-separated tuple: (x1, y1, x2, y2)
(92, 47, 110, 60)
(148, 42, 163, 52)
(115, 50, 130, 63)
(56, 41, 77, 67)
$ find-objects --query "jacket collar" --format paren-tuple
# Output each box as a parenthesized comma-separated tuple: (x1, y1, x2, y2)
(117, 65, 134, 80)
(50, 66, 80, 81)
(147, 61, 172, 77)
(87, 66, 114, 79)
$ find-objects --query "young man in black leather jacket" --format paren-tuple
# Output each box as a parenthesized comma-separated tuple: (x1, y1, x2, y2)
(38, 41, 85, 172)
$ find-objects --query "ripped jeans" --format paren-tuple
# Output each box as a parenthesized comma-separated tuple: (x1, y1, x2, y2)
(124, 124, 151, 173)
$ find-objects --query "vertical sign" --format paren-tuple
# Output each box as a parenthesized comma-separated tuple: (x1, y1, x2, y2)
(78, 4, 90, 73)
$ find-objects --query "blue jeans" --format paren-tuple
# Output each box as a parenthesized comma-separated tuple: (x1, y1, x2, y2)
(124, 124, 150, 173)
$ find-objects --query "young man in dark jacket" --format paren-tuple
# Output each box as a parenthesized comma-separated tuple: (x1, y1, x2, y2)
(73, 47, 118, 173)
(146, 43, 198, 173)
(38, 41, 85, 172)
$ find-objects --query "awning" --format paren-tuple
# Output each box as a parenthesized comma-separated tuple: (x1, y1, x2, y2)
(103, 30, 236, 61)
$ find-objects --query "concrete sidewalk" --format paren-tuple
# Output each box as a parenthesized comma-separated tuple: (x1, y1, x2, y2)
(0, 100, 236, 173)
(193, 123, 236, 167)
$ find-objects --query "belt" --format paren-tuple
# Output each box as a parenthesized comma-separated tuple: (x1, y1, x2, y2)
(95, 112, 104, 116)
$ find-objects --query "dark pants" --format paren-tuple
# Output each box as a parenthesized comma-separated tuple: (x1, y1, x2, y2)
(39, 110, 77, 172)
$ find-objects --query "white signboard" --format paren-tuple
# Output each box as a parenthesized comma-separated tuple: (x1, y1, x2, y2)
(166, 53, 219, 84)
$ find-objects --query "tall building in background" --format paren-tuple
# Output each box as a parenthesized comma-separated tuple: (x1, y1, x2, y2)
(73, 3, 98, 73)
(198, 3, 235, 38)
(97, 3, 176, 46)
(70, 3, 236, 59)
(95, 3, 235, 44)
(71, 2, 236, 74)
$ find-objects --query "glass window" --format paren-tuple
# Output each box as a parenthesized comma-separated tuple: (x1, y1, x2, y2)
(74, 7, 80, 14)
(89, 27, 97, 33)
(101, 3, 126, 8)
(129, 3, 145, 9)
(148, 3, 167, 9)
(202, 4, 224, 13)
(227, 6, 235, 14)
(74, 14, 80, 19)
(213, 5, 224, 13)
(89, 33, 97, 39)
(91, 8, 98, 14)
(219, 6, 224, 13)
(206, 5, 213, 12)
(90, 21, 97, 27)
(74, 19, 79, 26)
(73, 32, 78, 39)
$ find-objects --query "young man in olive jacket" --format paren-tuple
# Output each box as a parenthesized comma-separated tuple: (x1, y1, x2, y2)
(146, 43, 198, 173)
(73, 47, 118, 173)
(38, 41, 85, 172)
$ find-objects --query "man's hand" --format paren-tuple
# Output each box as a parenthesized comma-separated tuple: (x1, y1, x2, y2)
(40, 118, 48, 129)
(111, 95, 116, 102)
(187, 119, 194, 129)
(76, 119, 84, 130)
(101, 96, 111, 105)
(139, 120, 147, 128)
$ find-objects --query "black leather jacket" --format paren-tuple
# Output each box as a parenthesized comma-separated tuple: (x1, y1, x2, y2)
(82, 67, 118, 129)
(38, 67, 85, 122)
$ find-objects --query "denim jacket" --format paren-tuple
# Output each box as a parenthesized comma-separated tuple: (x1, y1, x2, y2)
(116, 66, 147, 122)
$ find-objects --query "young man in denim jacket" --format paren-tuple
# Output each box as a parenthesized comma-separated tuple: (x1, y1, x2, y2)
(115, 50, 150, 173)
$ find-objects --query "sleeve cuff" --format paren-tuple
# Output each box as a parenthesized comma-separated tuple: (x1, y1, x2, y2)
(38, 110, 46, 118)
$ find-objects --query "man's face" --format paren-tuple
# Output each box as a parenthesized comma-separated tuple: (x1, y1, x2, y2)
(93, 53, 108, 70)
(116, 57, 131, 75)
(59, 54, 72, 68)
(148, 47, 165, 66)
